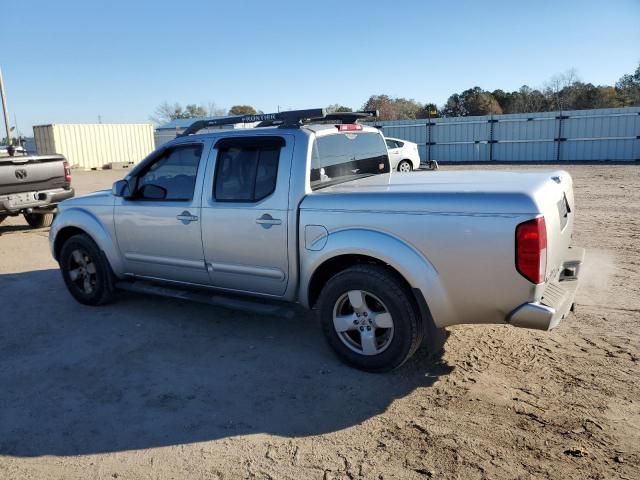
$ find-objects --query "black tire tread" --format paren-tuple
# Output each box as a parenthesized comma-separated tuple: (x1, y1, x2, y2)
(24, 212, 55, 228)
(59, 233, 115, 306)
(317, 264, 422, 372)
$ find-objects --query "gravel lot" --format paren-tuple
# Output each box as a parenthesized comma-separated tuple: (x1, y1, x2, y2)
(1, 165, 638, 479)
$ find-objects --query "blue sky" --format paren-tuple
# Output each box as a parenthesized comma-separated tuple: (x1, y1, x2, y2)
(2, 0, 639, 132)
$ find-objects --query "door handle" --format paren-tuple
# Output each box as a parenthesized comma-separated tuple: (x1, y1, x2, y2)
(177, 210, 199, 224)
(256, 213, 282, 229)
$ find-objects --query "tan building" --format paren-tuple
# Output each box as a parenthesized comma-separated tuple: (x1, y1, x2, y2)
(33, 123, 155, 170)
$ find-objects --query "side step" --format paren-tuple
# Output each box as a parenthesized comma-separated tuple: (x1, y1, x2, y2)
(115, 280, 295, 319)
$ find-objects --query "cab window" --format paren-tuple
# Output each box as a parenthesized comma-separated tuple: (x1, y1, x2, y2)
(311, 132, 389, 190)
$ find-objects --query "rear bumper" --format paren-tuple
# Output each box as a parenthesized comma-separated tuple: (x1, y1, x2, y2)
(0, 187, 74, 214)
(508, 247, 585, 331)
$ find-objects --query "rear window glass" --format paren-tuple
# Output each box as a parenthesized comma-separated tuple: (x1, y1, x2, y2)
(310, 132, 389, 190)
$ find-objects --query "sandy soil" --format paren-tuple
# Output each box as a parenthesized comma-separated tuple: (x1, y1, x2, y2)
(0, 165, 638, 479)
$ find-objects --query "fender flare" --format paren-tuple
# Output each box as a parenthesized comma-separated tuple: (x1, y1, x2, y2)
(50, 207, 125, 276)
(299, 228, 454, 328)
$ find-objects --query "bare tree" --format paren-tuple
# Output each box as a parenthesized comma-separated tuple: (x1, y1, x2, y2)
(544, 69, 580, 110)
(206, 101, 227, 116)
(150, 101, 227, 125)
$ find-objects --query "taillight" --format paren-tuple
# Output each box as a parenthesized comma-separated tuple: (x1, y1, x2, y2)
(63, 160, 71, 183)
(515, 217, 547, 284)
(337, 124, 362, 131)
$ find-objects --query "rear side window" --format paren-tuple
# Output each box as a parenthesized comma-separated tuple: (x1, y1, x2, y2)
(214, 136, 284, 202)
(311, 132, 389, 190)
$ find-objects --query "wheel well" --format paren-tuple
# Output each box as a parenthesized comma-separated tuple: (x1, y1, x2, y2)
(308, 254, 414, 308)
(53, 226, 87, 260)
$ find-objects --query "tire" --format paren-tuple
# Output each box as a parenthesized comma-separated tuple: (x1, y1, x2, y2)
(0, 214, 7, 224)
(59, 233, 115, 306)
(397, 160, 413, 173)
(317, 264, 422, 372)
(24, 211, 55, 228)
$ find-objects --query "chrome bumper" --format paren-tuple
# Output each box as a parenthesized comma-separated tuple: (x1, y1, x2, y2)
(0, 187, 74, 214)
(508, 247, 585, 331)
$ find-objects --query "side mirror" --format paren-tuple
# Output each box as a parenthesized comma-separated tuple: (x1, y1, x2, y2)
(112, 179, 131, 197)
(139, 184, 167, 200)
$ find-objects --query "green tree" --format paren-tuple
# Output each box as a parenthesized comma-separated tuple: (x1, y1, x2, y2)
(418, 103, 440, 118)
(616, 63, 640, 106)
(362, 94, 398, 120)
(326, 104, 353, 113)
(442, 88, 502, 117)
(229, 105, 257, 115)
(361, 95, 433, 120)
(441, 93, 465, 117)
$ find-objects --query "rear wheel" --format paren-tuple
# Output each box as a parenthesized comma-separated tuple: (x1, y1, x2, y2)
(397, 160, 412, 173)
(59, 233, 115, 305)
(0, 214, 7, 224)
(24, 211, 55, 228)
(317, 265, 422, 372)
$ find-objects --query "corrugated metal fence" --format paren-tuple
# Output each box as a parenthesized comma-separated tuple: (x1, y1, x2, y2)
(376, 106, 640, 163)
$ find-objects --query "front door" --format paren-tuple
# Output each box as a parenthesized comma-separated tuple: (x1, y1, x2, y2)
(200, 135, 293, 296)
(114, 142, 210, 284)
(385, 139, 402, 169)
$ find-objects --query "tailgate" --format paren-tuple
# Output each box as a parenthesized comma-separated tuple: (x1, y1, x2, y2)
(0, 155, 69, 195)
(540, 171, 575, 282)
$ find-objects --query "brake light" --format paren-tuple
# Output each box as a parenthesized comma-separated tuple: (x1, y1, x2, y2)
(337, 124, 362, 131)
(63, 160, 71, 183)
(515, 217, 547, 284)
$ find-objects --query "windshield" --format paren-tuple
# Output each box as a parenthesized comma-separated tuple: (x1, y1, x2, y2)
(310, 132, 390, 190)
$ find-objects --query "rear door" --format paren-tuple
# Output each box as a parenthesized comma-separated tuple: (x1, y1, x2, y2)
(200, 135, 293, 296)
(114, 142, 209, 284)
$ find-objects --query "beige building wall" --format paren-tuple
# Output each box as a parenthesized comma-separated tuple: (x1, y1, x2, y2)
(33, 123, 155, 169)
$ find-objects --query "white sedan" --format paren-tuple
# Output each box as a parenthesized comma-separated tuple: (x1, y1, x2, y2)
(384, 137, 421, 172)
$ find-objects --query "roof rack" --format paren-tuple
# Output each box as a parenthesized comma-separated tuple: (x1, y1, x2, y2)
(178, 108, 378, 137)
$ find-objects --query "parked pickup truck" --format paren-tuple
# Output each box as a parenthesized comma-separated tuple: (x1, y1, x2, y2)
(1, 154, 74, 227)
(49, 109, 584, 372)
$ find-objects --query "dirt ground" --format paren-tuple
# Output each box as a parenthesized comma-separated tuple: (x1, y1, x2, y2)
(0, 165, 638, 480)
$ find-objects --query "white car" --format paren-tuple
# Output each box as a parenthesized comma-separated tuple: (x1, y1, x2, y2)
(385, 137, 421, 172)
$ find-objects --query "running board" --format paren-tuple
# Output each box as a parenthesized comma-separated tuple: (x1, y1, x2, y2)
(114, 280, 295, 318)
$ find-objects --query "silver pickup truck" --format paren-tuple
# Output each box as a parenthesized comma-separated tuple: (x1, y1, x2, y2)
(1, 153, 74, 227)
(49, 109, 584, 372)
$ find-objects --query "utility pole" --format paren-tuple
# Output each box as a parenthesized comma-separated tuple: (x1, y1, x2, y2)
(0, 66, 14, 156)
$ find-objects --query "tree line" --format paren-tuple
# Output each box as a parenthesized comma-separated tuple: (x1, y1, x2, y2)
(152, 63, 640, 124)
(361, 64, 640, 120)
(151, 102, 259, 125)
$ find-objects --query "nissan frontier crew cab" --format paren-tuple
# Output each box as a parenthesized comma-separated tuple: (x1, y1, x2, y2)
(49, 108, 584, 372)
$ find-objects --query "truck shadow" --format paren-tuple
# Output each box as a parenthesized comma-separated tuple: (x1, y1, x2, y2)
(0, 269, 452, 457)
(0, 223, 45, 235)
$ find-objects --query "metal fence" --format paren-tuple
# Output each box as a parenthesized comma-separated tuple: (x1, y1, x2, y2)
(376, 106, 640, 163)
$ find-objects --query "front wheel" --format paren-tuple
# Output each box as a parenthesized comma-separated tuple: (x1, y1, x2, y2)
(397, 160, 413, 173)
(317, 265, 422, 372)
(24, 211, 55, 228)
(59, 233, 115, 305)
